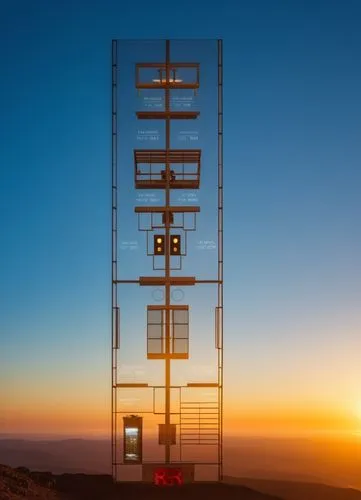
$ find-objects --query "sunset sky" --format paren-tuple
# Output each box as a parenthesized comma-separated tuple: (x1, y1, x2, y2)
(1, 0, 360, 439)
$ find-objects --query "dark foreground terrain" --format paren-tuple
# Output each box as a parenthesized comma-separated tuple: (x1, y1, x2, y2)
(0, 465, 57, 500)
(54, 473, 284, 500)
(0, 464, 281, 500)
(2, 465, 361, 500)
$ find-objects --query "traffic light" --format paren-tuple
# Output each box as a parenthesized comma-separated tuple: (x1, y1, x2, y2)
(154, 234, 165, 255)
(170, 235, 181, 255)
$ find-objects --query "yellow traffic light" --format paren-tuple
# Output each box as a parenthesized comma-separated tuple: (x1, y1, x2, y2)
(170, 235, 181, 255)
(154, 234, 165, 255)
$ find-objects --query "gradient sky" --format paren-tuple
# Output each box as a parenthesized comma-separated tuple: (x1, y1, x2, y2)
(1, 0, 360, 438)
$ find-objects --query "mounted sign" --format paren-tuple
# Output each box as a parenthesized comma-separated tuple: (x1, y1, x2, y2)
(158, 423, 176, 445)
(142, 463, 195, 484)
(123, 415, 143, 464)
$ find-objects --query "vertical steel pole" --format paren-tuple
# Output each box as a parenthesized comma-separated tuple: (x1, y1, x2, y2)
(165, 39, 171, 464)
(111, 39, 118, 481)
(217, 39, 224, 482)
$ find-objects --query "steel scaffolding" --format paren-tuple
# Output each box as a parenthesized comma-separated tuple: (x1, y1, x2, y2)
(111, 39, 223, 483)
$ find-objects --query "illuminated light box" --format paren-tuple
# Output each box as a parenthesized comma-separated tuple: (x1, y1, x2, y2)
(123, 415, 143, 464)
(142, 463, 195, 484)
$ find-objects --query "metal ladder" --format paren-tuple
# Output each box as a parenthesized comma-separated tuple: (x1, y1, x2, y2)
(180, 400, 219, 446)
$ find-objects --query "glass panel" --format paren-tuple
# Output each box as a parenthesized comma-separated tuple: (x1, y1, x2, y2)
(148, 324, 163, 339)
(124, 427, 140, 461)
(148, 338, 163, 354)
(148, 309, 163, 324)
(173, 323, 188, 340)
(173, 309, 188, 324)
(173, 338, 188, 354)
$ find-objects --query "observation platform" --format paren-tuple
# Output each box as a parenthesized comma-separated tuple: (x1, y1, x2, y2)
(134, 149, 201, 190)
(136, 62, 200, 90)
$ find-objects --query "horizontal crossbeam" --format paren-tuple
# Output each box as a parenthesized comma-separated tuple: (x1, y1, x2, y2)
(135, 205, 200, 213)
(134, 149, 201, 164)
(114, 383, 149, 388)
(187, 383, 219, 387)
(140, 276, 195, 286)
(136, 111, 199, 120)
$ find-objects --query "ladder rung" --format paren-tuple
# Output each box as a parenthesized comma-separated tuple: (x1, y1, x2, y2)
(181, 401, 218, 404)
(180, 418, 218, 420)
(181, 438, 219, 441)
(181, 406, 218, 409)
(181, 422, 218, 429)
(180, 428, 219, 431)
(181, 440, 218, 443)
(181, 411, 219, 414)
(181, 433, 219, 436)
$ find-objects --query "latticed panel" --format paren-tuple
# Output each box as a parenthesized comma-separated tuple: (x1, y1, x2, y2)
(147, 308, 164, 356)
(180, 401, 219, 446)
(172, 308, 189, 354)
(147, 305, 189, 359)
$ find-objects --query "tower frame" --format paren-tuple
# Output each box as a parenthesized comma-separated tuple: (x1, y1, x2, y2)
(111, 39, 223, 482)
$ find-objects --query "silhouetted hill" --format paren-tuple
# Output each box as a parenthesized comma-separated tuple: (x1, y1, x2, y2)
(224, 476, 361, 500)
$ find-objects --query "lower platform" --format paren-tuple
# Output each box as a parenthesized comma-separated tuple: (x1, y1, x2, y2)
(135, 179, 199, 189)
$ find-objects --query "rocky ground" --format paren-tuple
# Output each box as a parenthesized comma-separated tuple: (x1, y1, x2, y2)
(0, 465, 60, 500)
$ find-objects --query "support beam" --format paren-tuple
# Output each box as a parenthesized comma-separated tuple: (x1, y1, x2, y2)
(115, 383, 149, 388)
(135, 205, 200, 213)
(139, 276, 195, 286)
(136, 111, 199, 120)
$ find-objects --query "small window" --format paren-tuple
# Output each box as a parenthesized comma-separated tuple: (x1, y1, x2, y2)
(147, 338, 163, 354)
(148, 309, 163, 325)
(173, 309, 188, 325)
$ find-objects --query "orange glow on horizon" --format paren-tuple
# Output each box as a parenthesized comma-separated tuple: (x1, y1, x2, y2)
(3, 400, 359, 438)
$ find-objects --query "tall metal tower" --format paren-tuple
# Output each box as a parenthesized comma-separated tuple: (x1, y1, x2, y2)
(111, 39, 223, 484)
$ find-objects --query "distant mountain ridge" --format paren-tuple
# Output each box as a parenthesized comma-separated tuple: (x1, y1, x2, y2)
(0, 437, 360, 498)
(224, 476, 361, 500)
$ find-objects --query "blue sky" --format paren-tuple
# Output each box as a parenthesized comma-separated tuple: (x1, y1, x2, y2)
(1, 0, 360, 435)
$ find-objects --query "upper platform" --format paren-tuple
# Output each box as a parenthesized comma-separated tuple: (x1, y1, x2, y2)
(134, 149, 201, 189)
(136, 62, 199, 90)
